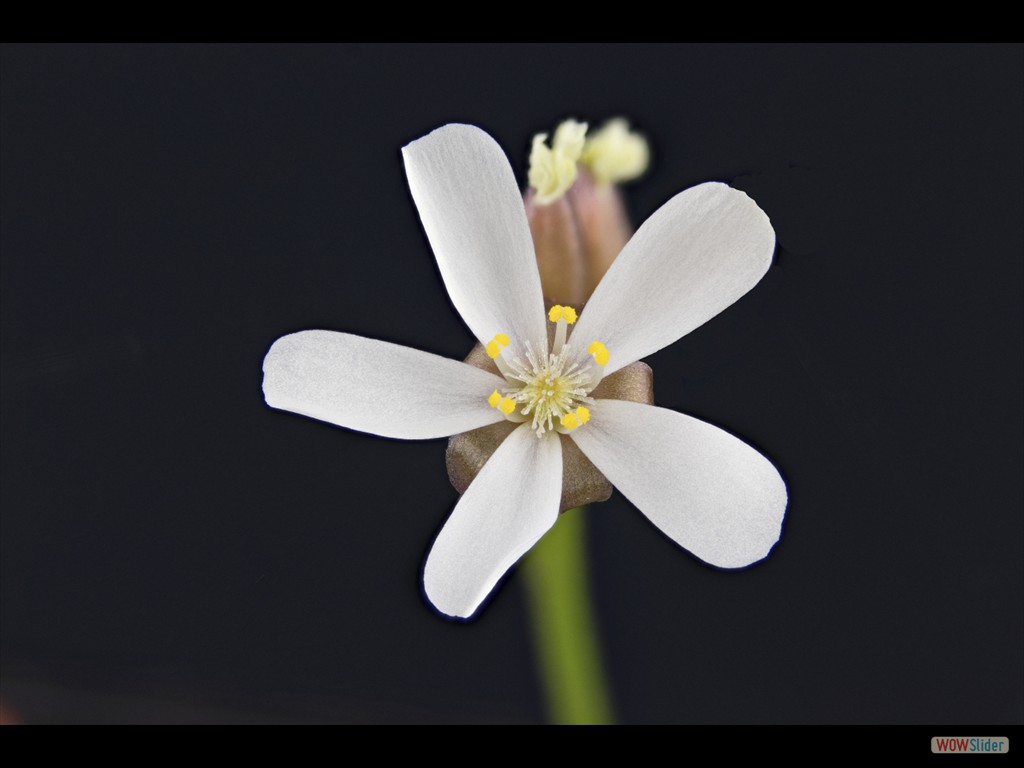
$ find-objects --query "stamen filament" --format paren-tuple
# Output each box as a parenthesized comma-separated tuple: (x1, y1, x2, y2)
(548, 305, 578, 356)
(553, 319, 568, 355)
(492, 354, 513, 379)
(486, 333, 514, 378)
(587, 341, 609, 389)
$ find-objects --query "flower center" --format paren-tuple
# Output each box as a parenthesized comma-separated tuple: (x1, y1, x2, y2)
(509, 342, 593, 435)
(485, 305, 609, 437)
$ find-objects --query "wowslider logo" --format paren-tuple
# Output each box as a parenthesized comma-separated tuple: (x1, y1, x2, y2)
(932, 737, 1009, 754)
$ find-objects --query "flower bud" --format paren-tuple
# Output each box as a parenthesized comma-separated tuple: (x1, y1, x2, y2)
(567, 168, 633, 297)
(525, 190, 587, 306)
(525, 118, 647, 303)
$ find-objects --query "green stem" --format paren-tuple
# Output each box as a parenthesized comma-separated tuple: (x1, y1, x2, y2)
(521, 506, 614, 724)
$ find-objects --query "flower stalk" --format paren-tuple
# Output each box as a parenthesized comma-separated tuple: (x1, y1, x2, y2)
(518, 120, 640, 725)
(522, 506, 613, 725)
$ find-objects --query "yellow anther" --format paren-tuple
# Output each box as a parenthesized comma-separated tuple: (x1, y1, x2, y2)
(485, 334, 509, 359)
(499, 397, 517, 416)
(560, 412, 581, 430)
(575, 406, 590, 424)
(581, 118, 649, 186)
(587, 341, 610, 367)
(548, 305, 579, 324)
(488, 390, 502, 409)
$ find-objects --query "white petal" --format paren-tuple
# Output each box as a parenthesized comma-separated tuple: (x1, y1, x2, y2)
(403, 124, 548, 353)
(424, 425, 562, 618)
(571, 183, 775, 375)
(263, 330, 506, 440)
(570, 400, 786, 568)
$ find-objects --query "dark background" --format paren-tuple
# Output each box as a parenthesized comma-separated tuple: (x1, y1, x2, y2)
(2, 44, 1021, 724)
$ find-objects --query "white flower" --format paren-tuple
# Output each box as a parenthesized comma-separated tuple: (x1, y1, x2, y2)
(263, 124, 787, 619)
